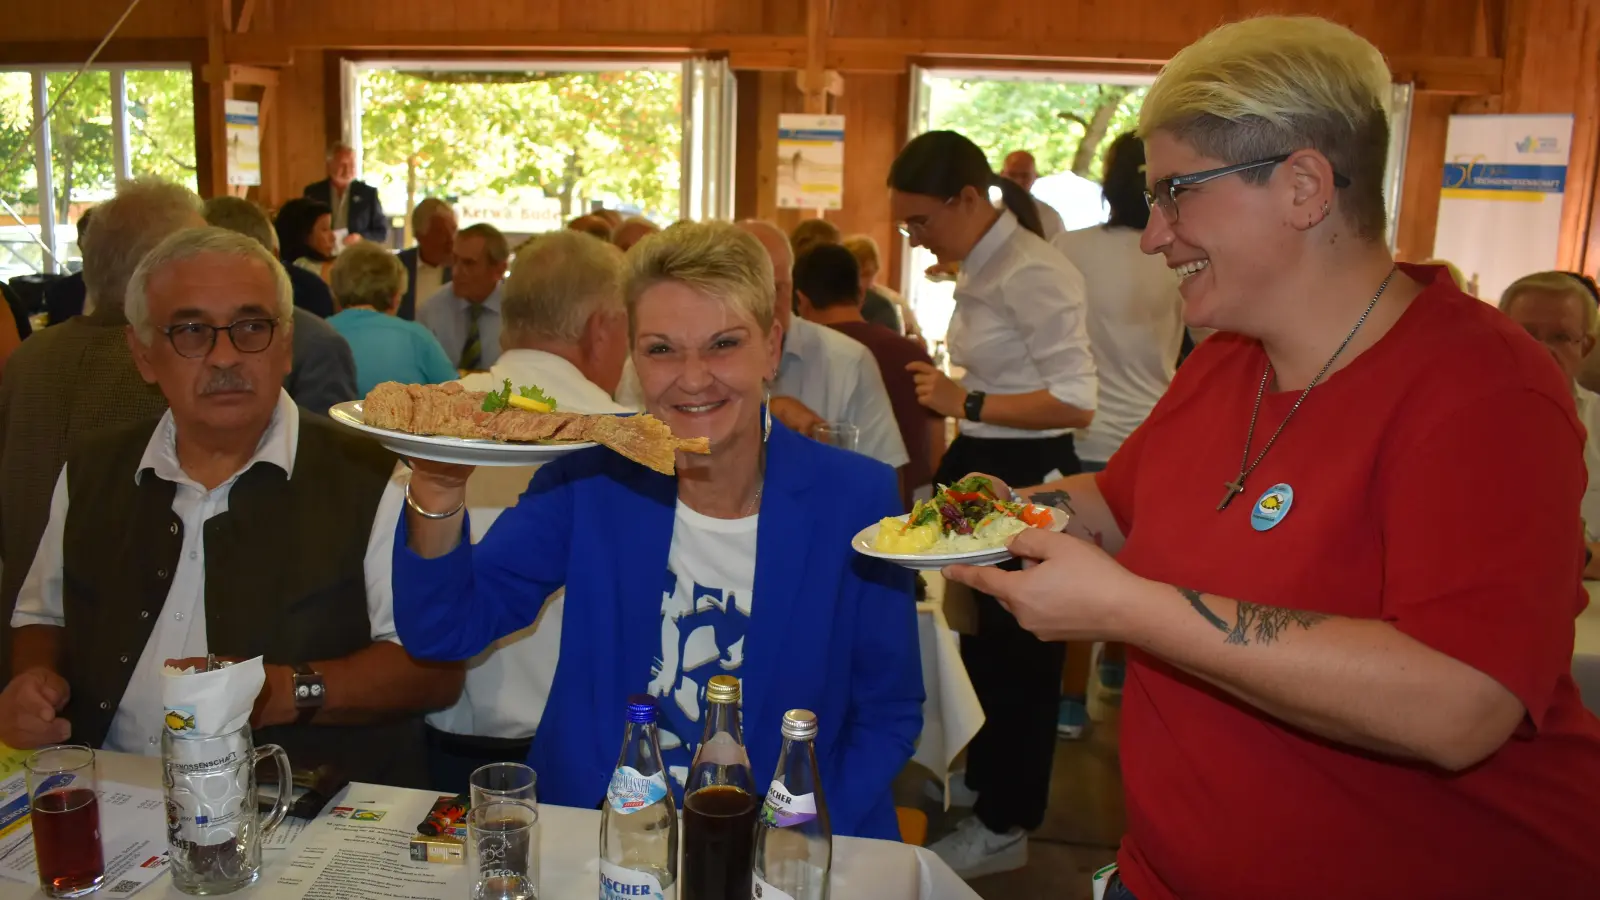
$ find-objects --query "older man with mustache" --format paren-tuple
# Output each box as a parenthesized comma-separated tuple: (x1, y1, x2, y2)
(0, 227, 462, 788)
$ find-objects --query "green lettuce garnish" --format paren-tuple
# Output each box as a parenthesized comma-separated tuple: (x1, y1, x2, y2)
(482, 379, 559, 413)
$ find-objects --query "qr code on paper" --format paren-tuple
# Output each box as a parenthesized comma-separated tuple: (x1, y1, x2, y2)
(110, 880, 141, 893)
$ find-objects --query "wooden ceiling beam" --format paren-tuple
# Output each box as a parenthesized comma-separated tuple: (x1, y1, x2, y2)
(224, 31, 808, 64)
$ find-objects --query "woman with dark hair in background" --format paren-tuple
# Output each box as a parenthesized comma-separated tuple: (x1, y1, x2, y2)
(889, 129, 1097, 878)
(275, 197, 337, 282)
(1049, 133, 1187, 738)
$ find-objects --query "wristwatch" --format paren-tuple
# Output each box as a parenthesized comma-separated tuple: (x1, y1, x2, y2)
(291, 664, 325, 726)
(963, 390, 987, 423)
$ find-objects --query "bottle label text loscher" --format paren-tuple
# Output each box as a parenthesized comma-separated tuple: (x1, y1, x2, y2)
(759, 780, 818, 828)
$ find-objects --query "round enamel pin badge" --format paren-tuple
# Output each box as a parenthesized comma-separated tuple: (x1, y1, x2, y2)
(1250, 484, 1293, 532)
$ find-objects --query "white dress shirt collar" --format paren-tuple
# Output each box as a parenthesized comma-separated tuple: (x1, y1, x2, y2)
(461, 349, 632, 415)
(960, 209, 1020, 286)
(135, 389, 299, 487)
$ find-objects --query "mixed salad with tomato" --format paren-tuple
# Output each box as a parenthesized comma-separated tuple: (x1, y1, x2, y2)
(912, 475, 1054, 534)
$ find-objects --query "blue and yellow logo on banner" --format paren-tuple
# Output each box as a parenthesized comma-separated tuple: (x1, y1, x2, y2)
(1442, 162, 1567, 202)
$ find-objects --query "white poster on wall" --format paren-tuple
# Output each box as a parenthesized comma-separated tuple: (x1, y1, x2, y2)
(777, 114, 844, 210)
(1432, 114, 1573, 302)
(224, 99, 260, 187)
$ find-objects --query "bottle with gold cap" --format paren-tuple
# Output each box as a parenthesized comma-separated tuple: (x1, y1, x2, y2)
(752, 709, 831, 900)
(682, 675, 758, 900)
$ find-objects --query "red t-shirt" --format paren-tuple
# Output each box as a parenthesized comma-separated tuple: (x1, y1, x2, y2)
(827, 321, 942, 490)
(1099, 265, 1600, 899)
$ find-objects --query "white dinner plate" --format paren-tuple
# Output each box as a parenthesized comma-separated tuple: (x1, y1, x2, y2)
(851, 506, 1070, 571)
(329, 400, 598, 467)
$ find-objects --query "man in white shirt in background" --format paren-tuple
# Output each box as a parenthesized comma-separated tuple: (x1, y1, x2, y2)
(735, 220, 910, 472)
(1000, 151, 1067, 241)
(397, 198, 455, 321)
(1497, 271, 1600, 578)
(427, 229, 634, 792)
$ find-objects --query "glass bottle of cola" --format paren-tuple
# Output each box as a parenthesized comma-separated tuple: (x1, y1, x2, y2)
(751, 710, 831, 900)
(682, 675, 759, 900)
(601, 695, 678, 900)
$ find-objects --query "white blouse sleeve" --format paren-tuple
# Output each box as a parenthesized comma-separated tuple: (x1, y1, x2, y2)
(1007, 259, 1098, 411)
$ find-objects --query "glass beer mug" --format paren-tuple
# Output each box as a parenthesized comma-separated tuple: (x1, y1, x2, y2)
(162, 724, 292, 895)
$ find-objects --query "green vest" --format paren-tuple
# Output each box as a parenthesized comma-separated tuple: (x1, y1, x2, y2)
(59, 408, 427, 787)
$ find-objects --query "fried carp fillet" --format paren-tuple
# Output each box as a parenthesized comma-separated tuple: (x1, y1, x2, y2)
(362, 382, 710, 475)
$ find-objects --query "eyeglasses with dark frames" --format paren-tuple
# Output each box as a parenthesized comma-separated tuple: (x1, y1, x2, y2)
(1143, 154, 1352, 224)
(159, 318, 280, 359)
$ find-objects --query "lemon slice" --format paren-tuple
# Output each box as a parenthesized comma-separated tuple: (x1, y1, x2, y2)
(506, 394, 553, 414)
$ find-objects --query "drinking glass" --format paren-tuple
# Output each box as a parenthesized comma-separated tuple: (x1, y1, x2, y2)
(25, 745, 104, 899)
(469, 762, 537, 808)
(814, 423, 859, 453)
(467, 800, 539, 900)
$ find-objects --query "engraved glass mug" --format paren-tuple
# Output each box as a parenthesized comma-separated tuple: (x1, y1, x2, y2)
(161, 725, 292, 895)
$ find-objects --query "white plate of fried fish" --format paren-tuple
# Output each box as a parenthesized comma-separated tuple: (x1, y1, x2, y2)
(330, 382, 710, 474)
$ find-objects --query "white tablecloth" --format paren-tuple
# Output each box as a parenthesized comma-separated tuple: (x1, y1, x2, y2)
(1574, 583, 1600, 713)
(0, 752, 978, 900)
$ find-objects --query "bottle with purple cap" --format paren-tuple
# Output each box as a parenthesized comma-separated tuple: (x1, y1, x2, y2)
(601, 695, 678, 900)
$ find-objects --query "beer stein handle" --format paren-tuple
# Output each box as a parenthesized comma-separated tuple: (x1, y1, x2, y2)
(255, 744, 293, 838)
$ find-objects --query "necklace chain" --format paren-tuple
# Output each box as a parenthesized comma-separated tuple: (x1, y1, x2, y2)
(1218, 267, 1398, 511)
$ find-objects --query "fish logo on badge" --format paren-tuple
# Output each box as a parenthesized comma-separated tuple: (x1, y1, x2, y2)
(163, 707, 196, 734)
(1250, 484, 1293, 532)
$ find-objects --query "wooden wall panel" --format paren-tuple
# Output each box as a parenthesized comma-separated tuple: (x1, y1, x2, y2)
(828, 0, 1477, 59)
(269, 49, 328, 209)
(828, 73, 908, 286)
(1393, 92, 1457, 263)
(9, 0, 205, 42)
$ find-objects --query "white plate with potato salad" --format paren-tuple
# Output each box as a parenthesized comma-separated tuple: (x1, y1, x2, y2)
(851, 476, 1069, 571)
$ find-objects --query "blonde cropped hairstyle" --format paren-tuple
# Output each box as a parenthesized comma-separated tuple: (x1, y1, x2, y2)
(502, 230, 623, 345)
(624, 221, 776, 337)
(1141, 16, 1392, 242)
(330, 242, 408, 312)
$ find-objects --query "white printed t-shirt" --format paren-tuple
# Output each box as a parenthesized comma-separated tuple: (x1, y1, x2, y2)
(647, 501, 758, 791)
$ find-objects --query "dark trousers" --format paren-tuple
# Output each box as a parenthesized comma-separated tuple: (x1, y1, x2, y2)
(936, 432, 1080, 833)
(424, 724, 534, 796)
(1105, 875, 1138, 900)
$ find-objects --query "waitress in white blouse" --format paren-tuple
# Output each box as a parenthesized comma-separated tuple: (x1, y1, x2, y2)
(890, 130, 1098, 878)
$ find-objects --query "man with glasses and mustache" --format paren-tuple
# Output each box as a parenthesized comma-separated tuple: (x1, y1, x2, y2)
(0, 227, 462, 788)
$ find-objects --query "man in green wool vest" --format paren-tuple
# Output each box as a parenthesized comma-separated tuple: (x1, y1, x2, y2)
(0, 226, 463, 788)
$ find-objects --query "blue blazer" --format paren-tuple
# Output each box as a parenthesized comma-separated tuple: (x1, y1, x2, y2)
(393, 422, 924, 840)
(396, 247, 450, 322)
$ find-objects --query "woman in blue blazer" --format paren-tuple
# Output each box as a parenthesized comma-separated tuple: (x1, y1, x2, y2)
(394, 221, 923, 841)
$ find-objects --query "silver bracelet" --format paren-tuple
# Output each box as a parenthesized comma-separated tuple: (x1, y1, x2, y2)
(404, 482, 465, 520)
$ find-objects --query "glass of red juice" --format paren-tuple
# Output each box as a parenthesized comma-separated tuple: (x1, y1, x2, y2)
(26, 746, 104, 898)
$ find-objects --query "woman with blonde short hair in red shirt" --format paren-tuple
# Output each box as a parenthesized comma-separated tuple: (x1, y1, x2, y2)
(946, 15, 1600, 900)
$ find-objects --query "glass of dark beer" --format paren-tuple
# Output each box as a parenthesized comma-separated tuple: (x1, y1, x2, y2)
(25, 745, 104, 898)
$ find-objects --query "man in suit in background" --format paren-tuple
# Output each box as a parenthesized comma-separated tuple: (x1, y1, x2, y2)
(397, 198, 455, 321)
(303, 143, 388, 246)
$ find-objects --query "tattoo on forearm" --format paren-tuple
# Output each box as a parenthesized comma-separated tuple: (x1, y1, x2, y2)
(1179, 588, 1329, 646)
(1227, 602, 1329, 646)
(1181, 587, 1230, 634)
(1030, 490, 1075, 515)
(1032, 490, 1103, 546)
